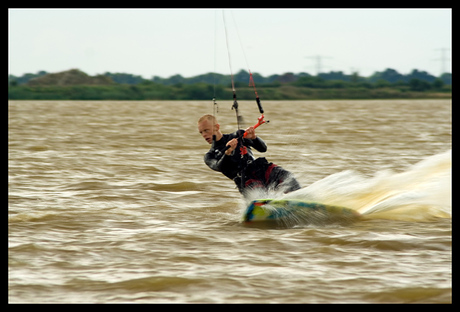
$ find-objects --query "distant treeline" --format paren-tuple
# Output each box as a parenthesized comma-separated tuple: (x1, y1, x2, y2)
(8, 68, 452, 100)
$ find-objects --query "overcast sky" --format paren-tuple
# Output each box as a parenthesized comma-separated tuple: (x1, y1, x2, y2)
(8, 8, 452, 79)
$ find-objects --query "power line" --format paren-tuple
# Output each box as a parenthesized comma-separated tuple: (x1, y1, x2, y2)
(305, 55, 333, 75)
(433, 48, 451, 75)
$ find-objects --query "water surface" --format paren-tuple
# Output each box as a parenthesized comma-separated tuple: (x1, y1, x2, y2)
(9, 100, 451, 303)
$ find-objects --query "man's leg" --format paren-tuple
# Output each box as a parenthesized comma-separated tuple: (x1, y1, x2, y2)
(266, 165, 301, 193)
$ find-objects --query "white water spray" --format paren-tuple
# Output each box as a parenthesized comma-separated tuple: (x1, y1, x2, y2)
(243, 150, 451, 222)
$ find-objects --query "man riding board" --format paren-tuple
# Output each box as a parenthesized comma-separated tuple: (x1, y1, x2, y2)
(198, 114, 301, 197)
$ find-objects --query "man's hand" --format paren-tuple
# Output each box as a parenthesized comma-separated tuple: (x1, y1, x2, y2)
(225, 138, 238, 155)
(244, 126, 257, 140)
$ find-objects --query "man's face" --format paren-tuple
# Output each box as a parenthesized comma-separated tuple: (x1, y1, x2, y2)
(198, 119, 217, 144)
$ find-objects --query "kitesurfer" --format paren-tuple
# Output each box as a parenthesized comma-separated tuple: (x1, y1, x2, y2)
(198, 114, 301, 196)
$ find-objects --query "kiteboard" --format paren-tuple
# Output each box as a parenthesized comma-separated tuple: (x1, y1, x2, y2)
(243, 199, 361, 225)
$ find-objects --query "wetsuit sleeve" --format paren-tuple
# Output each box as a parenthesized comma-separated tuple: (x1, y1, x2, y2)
(246, 136, 267, 153)
(204, 148, 231, 172)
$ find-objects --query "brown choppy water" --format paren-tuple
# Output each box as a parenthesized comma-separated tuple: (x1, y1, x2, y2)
(9, 100, 451, 303)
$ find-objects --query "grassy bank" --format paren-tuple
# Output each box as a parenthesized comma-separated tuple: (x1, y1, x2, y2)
(8, 83, 451, 101)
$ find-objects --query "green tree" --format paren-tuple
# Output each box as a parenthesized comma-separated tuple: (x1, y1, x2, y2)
(440, 73, 452, 85)
(294, 76, 325, 88)
(375, 79, 391, 88)
(368, 68, 404, 83)
(407, 69, 436, 83)
(409, 78, 431, 91)
(234, 70, 250, 83)
(167, 74, 185, 85)
(350, 72, 360, 83)
(276, 72, 296, 83)
(432, 78, 444, 90)
(104, 72, 146, 84)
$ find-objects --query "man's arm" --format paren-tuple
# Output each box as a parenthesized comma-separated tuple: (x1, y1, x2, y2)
(245, 136, 267, 153)
(204, 147, 231, 172)
(243, 127, 267, 153)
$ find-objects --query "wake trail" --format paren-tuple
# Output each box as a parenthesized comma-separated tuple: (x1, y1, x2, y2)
(242, 150, 451, 222)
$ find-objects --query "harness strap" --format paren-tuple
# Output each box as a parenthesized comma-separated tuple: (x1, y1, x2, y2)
(243, 162, 279, 189)
(244, 178, 264, 189)
(265, 163, 278, 184)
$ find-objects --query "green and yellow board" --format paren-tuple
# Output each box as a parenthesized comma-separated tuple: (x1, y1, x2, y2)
(243, 199, 361, 224)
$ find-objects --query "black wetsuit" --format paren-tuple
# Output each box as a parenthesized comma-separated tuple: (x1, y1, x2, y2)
(204, 130, 301, 195)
